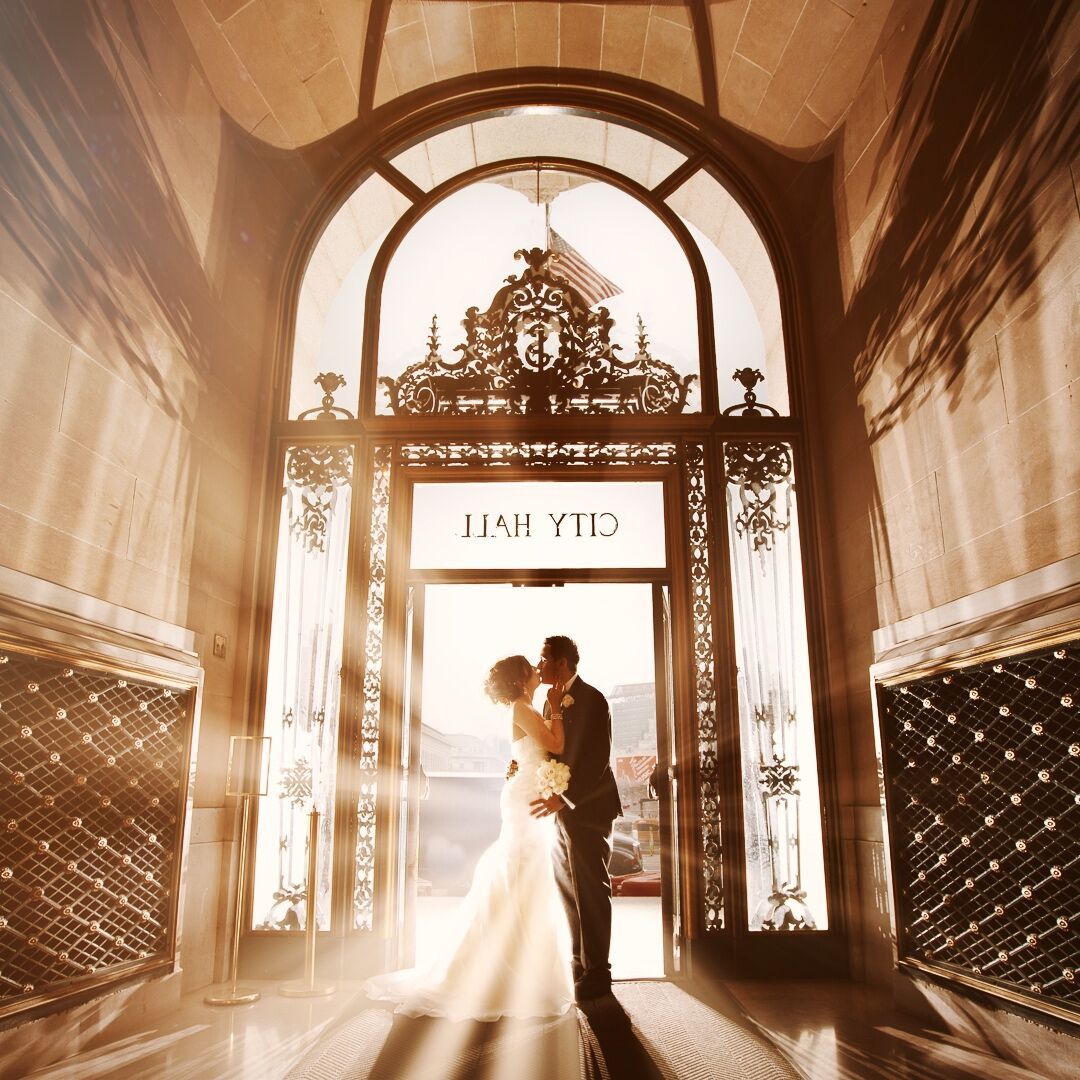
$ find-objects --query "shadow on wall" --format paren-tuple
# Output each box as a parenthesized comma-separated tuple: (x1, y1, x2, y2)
(0, 0, 237, 420)
(850, 0, 1076, 441)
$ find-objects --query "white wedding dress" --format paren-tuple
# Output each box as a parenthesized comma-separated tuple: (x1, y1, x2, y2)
(365, 731, 574, 1021)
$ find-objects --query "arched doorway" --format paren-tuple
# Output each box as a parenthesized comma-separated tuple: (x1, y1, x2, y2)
(241, 107, 843, 982)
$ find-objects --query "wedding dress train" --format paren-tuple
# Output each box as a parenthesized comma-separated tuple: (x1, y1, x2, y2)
(365, 732, 574, 1021)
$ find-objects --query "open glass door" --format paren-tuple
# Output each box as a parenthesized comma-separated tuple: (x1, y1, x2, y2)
(400, 581, 674, 980)
(394, 585, 424, 967)
(653, 583, 684, 974)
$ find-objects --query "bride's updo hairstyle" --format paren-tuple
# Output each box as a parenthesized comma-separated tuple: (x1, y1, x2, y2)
(484, 655, 533, 705)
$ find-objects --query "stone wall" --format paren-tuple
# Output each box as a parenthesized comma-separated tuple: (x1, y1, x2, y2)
(796, 0, 1078, 1059)
(0, 0, 300, 1035)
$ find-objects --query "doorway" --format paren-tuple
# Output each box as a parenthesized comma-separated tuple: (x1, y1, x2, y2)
(400, 582, 678, 980)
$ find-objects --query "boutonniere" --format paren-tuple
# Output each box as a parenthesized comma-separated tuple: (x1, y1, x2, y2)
(560, 694, 575, 709)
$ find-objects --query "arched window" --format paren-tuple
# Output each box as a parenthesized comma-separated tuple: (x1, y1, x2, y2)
(248, 108, 836, 977)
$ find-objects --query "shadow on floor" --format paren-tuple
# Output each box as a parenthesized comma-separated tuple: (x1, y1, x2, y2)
(361, 1009, 580, 1080)
(289, 982, 800, 1079)
(577, 993, 664, 1080)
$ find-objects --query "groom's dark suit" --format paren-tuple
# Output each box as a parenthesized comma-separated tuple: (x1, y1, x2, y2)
(546, 675, 622, 999)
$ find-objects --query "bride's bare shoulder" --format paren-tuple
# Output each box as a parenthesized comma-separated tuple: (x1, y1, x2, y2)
(513, 699, 543, 719)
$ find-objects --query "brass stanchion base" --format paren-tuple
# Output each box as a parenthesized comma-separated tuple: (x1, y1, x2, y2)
(279, 980, 336, 998)
(204, 985, 262, 1006)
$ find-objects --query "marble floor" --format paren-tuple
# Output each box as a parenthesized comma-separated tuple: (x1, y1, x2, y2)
(25, 982, 372, 1080)
(726, 979, 1056, 1080)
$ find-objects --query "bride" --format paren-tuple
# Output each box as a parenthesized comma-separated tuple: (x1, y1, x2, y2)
(365, 655, 574, 1021)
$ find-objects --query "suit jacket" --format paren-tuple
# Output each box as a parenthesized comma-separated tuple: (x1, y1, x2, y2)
(547, 676, 622, 826)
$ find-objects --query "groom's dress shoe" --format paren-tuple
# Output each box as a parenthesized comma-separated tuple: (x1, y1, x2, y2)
(574, 978, 612, 1003)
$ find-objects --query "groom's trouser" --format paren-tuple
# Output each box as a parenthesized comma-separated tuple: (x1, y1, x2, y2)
(554, 815, 613, 994)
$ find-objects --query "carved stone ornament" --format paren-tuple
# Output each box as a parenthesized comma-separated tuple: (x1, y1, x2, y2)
(379, 247, 696, 415)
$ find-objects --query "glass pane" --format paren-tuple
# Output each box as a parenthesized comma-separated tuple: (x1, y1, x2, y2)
(251, 444, 354, 930)
(666, 169, 790, 415)
(723, 442, 828, 930)
(377, 173, 701, 415)
(289, 174, 411, 419)
(410, 480, 667, 569)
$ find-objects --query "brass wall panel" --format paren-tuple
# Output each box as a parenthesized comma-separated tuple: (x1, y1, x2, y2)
(0, 646, 193, 1016)
(878, 638, 1079, 1020)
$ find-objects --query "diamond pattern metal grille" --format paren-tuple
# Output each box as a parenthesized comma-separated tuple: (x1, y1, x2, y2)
(879, 639, 1079, 1015)
(0, 648, 191, 1008)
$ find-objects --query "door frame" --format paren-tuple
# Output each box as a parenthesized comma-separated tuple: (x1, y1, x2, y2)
(238, 437, 846, 982)
(392, 575, 684, 979)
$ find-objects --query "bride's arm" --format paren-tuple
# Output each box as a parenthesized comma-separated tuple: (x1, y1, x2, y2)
(512, 701, 564, 754)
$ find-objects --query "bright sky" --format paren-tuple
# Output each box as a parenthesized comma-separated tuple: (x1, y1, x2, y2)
(419, 583, 656, 741)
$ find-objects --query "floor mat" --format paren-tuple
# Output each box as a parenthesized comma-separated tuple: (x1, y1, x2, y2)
(285, 982, 800, 1080)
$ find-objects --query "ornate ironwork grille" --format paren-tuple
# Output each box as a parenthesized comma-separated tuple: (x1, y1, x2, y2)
(353, 446, 390, 931)
(379, 247, 696, 416)
(879, 638, 1079, 1016)
(251, 441, 353, 932)
(0, 648, 192, 1012)
(686, 445, 723, 931)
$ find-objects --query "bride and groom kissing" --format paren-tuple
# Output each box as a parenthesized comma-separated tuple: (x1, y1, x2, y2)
(367, 635, 622, 1020)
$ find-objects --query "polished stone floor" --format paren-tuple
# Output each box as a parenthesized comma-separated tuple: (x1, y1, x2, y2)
(725, 980, 1055, 1080)
(25, 983, 370, 1080)
(22, 976, 1057, 1080)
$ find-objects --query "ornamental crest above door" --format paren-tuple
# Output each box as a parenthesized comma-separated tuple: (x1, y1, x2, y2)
(379, 246, 696, 416)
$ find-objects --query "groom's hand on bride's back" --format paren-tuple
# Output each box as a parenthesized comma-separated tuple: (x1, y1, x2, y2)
(530, 794, 563, 817)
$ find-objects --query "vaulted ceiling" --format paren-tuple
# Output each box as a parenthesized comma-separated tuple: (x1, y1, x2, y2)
(172, 0, 924, 156)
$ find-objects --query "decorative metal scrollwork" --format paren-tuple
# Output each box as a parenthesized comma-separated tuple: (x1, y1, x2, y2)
(278, 758, 312, 808)
(285, 445, 353, 554)
(723, 367, 779, 417)
(399, 441, 680, 469)
(379, 247, 696, 415)
(353, 446, 391, 931)
(759, 754, 800, 798)
(724, 442, 793, 552)
(297, 372, 355, 421)
(287, 374, 355, 554)
(684, 444, 724, 931)
(879, 639, 1080, 1017)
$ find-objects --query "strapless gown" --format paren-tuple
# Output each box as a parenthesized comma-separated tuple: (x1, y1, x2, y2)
(364, 733, 574, 1021)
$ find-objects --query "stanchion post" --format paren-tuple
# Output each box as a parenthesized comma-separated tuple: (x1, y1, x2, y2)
(279, 807, 335, 997)
(205, 736, 270, 1007)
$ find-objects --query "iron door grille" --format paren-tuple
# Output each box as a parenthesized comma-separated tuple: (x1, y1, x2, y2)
(0, 645, 194, 1018)
(877, 636, 1079, 1021)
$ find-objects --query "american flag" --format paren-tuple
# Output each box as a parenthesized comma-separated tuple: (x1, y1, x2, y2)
(547, 227, 622, 308)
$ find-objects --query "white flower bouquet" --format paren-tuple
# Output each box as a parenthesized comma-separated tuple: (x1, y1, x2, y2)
(536, 758, 571, 800)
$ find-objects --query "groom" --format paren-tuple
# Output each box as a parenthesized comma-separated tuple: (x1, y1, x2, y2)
(531, 635, 622, 1001)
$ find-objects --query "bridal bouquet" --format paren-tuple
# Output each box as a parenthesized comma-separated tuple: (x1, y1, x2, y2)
(536, 758, 571, 800)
